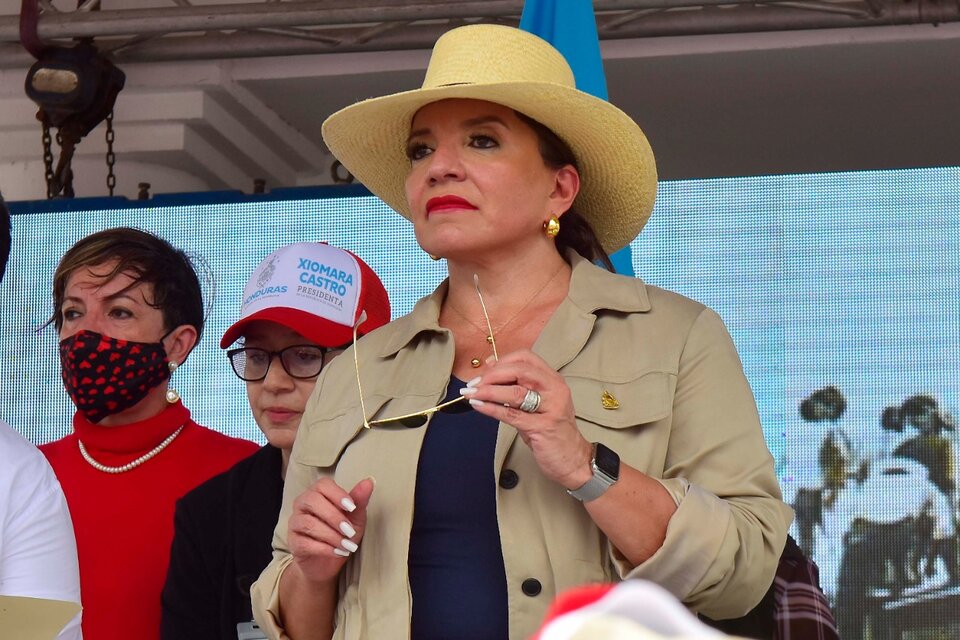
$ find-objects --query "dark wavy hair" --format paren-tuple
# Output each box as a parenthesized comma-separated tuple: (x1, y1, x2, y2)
(899, 394, 951, 433)
(48, 227, 204, 339)
(515, 112, 614, 272)
(880, 406, 904, 433)
(799, 385, 846, 422)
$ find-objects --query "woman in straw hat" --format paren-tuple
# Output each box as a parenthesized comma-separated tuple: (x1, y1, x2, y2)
(252, 24, 791, 640)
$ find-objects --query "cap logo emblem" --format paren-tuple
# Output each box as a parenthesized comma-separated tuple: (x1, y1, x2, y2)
(257, 255, 279, 288)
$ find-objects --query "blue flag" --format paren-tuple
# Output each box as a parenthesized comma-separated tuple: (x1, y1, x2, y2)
(519, 0, 635, 276)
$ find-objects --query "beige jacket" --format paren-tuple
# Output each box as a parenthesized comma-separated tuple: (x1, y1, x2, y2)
(252, 253, 793, 640)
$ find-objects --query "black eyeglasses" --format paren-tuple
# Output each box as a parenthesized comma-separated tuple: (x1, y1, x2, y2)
(227, 345, 341, 382)
(354, 275, 495, 429)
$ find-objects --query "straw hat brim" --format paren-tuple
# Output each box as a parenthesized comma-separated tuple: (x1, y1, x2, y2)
(322, 81, 657, 254)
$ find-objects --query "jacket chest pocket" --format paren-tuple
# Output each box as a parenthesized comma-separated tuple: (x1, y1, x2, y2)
(566, 370, 675, 471)
(297, 401, 386, 469)
(297, 392, 438, 469)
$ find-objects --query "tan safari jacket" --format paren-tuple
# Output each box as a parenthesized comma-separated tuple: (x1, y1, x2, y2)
(252, 252, 793, 640)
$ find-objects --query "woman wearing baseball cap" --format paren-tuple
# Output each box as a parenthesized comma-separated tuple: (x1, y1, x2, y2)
(161, 242, 389, 640)
(254, 24, 791, 640)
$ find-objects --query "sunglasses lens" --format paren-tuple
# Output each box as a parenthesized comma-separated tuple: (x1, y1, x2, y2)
(442, 399, 471, 414)
(397, 415, 429, 428)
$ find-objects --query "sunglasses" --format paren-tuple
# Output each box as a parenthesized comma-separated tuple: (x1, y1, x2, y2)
(227, 344, 343, 382)
(354, 275, 497, 429)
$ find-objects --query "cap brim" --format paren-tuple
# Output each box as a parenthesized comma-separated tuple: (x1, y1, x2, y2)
(220, 307, 356, 349)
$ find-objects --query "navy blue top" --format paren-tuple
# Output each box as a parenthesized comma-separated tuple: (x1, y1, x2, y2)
(408, 377, 509, 640)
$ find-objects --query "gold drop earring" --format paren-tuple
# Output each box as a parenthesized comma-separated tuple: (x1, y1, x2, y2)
(543, 215, 560, 238)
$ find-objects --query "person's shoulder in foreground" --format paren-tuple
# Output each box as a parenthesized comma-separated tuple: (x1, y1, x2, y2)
(0, 421, 83, 640)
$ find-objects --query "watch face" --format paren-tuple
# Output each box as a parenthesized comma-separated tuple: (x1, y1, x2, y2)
(594, 443, 621, 481)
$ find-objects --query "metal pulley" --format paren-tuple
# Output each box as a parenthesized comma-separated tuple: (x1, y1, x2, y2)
(21, 0, 125, 198)
(25, 41, 125, 133)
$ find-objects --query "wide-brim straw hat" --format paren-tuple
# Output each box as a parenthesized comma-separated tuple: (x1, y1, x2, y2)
(321, 24, 657, 254)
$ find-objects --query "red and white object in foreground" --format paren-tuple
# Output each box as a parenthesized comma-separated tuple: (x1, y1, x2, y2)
(534, 580, 737, 640)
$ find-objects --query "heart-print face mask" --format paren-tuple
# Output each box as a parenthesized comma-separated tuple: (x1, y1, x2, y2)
(59, 329, 171, 423)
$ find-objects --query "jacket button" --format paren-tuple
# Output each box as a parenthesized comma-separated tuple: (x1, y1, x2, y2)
(499, 469, 519, 489)
(521, 578, 542, 597)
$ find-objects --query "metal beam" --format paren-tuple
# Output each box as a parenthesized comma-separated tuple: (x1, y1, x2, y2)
(2, 1, 955, 67)
(0, 0, 825, 41)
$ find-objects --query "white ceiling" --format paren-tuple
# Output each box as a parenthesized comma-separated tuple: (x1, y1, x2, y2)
(1, 1, 958, 200)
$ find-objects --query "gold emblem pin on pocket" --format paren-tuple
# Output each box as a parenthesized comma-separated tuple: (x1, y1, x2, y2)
(601, 390, 620, 410)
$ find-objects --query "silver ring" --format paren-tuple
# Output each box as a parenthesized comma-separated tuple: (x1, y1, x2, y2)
(518, 389, 541, 413)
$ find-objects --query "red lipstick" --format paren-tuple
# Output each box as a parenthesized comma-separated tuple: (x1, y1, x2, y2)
(426, 195, 478, 215)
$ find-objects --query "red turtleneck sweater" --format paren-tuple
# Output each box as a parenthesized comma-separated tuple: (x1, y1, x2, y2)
(40, 402, 258, 640)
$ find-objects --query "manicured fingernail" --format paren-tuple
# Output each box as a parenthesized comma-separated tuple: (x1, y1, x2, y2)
(333, 548, 351, 557)
(341, 497, 357, 512)
(340, 521, 357, 538)
(468, 398, 485, 408)
(485, 355, 496, 364)
(459, 386, 477, 396)
(341, 538, 359, 553)
(466, 376, 482, 388)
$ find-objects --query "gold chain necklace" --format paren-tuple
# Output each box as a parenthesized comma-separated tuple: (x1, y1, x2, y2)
(447, 262, 566, 367)
(78, 424, 185, 474)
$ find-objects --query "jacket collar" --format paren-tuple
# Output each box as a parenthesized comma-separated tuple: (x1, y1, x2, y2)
(565, 251, 650, 315)
(378, 252, 650, 359)
(378, 278, 448, 357)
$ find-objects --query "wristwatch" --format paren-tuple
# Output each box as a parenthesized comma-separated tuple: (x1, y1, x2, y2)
(567, 442, 620, 502)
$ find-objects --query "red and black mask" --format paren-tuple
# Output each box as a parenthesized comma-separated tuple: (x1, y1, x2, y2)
(59, 329, 171, 423)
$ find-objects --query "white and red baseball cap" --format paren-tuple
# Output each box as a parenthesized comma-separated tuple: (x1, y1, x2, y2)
(220, 242, 391, 348)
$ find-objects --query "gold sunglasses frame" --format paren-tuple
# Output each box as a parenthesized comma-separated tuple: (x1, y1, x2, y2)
(353, 275, 497, 429)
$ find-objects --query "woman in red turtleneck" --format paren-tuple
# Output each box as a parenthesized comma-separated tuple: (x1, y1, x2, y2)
(40, 228, 258, 640)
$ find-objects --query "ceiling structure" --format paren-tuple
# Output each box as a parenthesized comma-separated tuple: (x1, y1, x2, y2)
(1, 0, 958, 201)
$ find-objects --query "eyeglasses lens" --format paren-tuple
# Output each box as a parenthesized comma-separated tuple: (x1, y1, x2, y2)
(280, 346, 326, 378)
(229, 346, 326, 381)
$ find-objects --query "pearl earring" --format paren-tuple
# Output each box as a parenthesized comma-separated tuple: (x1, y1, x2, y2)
(166, 361, 180, 402)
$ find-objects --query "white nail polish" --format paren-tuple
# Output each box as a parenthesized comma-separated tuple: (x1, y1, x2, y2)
(340, 521, 357, 538)
(341, 497, 357, 512)
(459, 386, 477, 396)
(333, 548, 351, 557)
(466, 376, 482, 388)
(468, 398, 485, 408)
(341, 539, 359, 553)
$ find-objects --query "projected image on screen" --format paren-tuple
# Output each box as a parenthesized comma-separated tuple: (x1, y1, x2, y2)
(4, 167, 959, 639)
(633, 168, 960, 639)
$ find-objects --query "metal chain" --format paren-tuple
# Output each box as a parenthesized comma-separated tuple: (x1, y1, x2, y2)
(53, 129, 76, 199)
(105, 111, 117, 196)
(41, 118, 55, 200)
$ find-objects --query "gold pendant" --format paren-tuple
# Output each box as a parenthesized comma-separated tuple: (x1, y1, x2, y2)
(601, 390, 620, 410)
(471, 358, 482, 368)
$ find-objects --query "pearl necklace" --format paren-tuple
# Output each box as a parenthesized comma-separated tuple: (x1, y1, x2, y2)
(77, 424, 185, 474)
